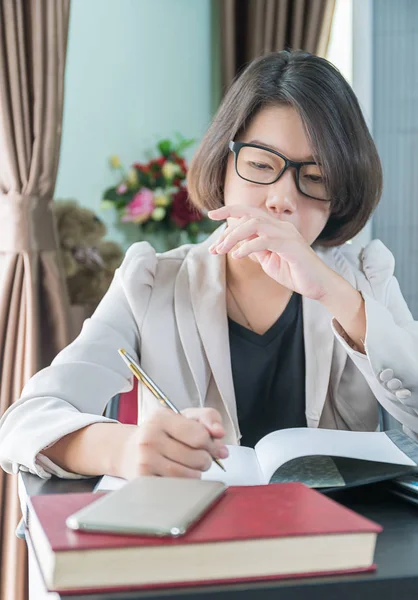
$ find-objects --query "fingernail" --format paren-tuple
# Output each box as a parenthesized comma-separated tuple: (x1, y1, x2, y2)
(219, 446, 229, 459)
(211, 422, 224, 433)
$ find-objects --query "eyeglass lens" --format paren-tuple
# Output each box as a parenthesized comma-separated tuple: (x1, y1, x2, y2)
(236, 146, 328, 201)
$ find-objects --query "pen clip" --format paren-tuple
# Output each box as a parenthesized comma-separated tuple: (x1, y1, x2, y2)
(118, 348, 180, 414)
(138, 375, 167, 409)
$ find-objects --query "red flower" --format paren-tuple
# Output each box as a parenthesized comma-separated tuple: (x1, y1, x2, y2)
(171, 154, 187, 173)
(171, 188, 203, 228)
(133, 162, 151, 174)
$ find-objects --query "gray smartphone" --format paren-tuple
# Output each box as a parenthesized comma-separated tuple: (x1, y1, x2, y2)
(66, 476, 227, 537)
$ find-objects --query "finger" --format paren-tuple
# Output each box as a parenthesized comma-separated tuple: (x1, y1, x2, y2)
(231, 235, 277, 259)
(208, 205, 265, 221)
(210, 218, 256, 254)
(145, 450, 202, 479)
(208, 216, 251, 254)
(181, 407, 226, 439)
(213, 219, 268, 254)
(161, 411, 225, 457)
(243, 248, 283, 277)
(157, 435, 214, 472)
(251, 249, 273, 266)
(158, 457, 202, 478)
(155, 409, 227, 461)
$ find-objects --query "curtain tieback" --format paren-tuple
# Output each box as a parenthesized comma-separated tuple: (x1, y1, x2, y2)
(0, 193, 59, 252)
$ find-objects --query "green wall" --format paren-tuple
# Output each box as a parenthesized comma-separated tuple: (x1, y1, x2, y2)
(55, 0, 212, 249)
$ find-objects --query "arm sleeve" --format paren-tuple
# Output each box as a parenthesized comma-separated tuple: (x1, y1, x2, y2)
(0, 242, 157, 478)
(332, 239, 418, 437)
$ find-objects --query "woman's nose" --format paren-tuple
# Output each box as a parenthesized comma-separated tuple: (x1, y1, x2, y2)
(265, 170, 298, 215)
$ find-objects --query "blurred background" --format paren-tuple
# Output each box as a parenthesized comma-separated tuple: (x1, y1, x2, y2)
(56, 0, 354, 251)
(55, 0, 418, 315)
(1, 1, 418, 599)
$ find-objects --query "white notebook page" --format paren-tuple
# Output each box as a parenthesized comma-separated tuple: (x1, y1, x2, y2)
(254, 428, 416, 483)
(202, 445, 264, 485)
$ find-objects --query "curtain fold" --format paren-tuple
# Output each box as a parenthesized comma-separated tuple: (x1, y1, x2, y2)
(0, 2, 72, 599)
(217, 0, 336, 94)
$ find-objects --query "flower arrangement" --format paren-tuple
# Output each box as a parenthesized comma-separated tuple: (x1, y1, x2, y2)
(102, 135, 217, 249)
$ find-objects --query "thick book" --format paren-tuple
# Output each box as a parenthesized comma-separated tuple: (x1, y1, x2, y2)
(26, 482, 381, 594)
(97, 427, 418, 493)
(389, 473, 418, 506)
(203, 428, 418, 488)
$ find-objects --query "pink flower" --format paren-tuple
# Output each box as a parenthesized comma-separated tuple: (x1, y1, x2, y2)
(117, 183, 128, 194)
(121, 188, 154, 223)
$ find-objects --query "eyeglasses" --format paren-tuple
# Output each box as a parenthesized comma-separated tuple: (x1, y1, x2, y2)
(229, 141, 330, 202)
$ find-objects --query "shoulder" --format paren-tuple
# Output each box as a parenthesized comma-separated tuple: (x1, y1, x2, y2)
(118, 227, 223, 293)
(119, 241, 194, 283)
(317, 239, 395, 291)
(119, 227, 223, 281)
(337, 239, 395, 280)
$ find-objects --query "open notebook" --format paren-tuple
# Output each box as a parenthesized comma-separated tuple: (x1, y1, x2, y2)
(95, 427, 418, 492)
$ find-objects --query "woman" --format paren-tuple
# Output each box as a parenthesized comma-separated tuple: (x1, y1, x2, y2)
(1, 50, 418, 481)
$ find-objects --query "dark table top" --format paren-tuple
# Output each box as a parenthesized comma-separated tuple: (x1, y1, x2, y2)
(20, 473, 418, 600)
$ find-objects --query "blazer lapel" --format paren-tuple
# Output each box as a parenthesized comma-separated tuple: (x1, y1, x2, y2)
(302, 295, 335, 427)
(303, 243, 360, 426)
(183, 230, 239, 437)
(174, 259, 211, 406)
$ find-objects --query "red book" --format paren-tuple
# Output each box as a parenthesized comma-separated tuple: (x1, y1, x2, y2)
(26, 482, 382, 594)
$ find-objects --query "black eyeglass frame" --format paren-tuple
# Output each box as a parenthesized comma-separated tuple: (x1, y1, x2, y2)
(228, 140, 330, 202)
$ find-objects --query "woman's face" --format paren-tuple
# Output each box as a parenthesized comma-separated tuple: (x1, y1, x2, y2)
(223, 105, 331, 246)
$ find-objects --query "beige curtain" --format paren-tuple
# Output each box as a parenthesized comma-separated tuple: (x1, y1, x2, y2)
(217, 0, 336, 93)
(0, 2, 72, 599)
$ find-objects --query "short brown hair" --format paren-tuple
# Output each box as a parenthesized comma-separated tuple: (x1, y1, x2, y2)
(187, 50, 382, 246)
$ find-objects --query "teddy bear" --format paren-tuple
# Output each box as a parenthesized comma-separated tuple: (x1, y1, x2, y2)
(54, 199, 124, 307)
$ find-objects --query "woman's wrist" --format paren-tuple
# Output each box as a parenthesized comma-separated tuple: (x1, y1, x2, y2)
(104, 422, 139, 477)
(41, 422, 137, 477)
(318, 271, 366, 353)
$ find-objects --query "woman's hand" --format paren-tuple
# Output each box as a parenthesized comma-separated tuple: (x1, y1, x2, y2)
(208, 205, 337, 301)
(116, 407, 229, 480)
(209, 204, 367, 353)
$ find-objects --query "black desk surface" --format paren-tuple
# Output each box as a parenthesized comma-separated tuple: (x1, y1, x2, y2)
(21, 473, 418, 600)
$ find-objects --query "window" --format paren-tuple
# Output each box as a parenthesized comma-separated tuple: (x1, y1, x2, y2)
(326, 0, 353, 84)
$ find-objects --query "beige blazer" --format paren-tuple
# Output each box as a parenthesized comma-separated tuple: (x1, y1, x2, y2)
(1, 227, 418, 479)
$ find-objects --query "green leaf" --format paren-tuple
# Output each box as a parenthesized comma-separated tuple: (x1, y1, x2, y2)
(157, 139, 172, 157)
(102, 187, 120, 202)
(198, 217, 219, 234)
(173, 132, 195, 154)
(113, 191, 134, 209)
(143, 220, 158, 234)
(155, 176, 166, 188)
(137, 171, 150, 187)
(188, 222, 199, 235)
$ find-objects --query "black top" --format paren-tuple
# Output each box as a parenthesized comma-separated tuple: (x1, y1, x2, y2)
(228, 293, 306, 448)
